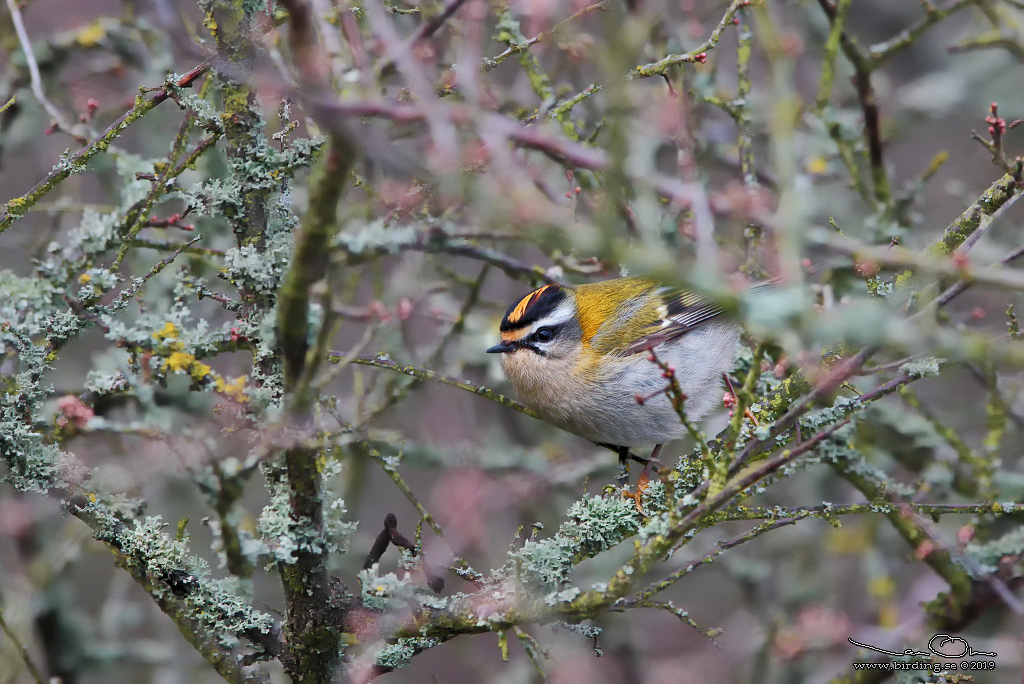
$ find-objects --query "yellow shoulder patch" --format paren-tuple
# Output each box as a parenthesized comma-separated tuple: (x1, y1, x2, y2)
(575, 277, 658, 351)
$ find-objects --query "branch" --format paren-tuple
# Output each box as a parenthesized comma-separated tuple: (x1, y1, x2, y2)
(816, 0, 889, 205)
(868, 0, 978, 65)
(629, 0, 748, 78)
(62, 493, 280, 680)
(274, 0, 362, 679)
(277, 138, 355, 389)
(4, 0, 81, 140)
(927, 171, 1022, 257)
(310, 98, 718, 222)
(0, 64, 209, 232)
(0, 607, 45, 684)
(335, 229, 563, 286)
(344, 355, 540, 420)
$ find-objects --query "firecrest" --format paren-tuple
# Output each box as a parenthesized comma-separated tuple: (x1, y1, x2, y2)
(487, 277, 741, 453)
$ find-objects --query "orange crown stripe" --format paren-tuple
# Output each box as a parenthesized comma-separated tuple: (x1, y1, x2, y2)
(508, 284, 554, 324)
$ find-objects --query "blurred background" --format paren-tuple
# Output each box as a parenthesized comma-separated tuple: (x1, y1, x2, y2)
(1, 0, 1024, 682)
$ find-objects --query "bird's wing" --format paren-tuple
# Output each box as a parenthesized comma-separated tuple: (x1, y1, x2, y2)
(614, 288, 727, 357)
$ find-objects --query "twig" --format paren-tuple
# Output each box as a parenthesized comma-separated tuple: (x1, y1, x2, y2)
(815, 0, 853, 110)
(630, 515, 808, 603)
(0, 607, 45, 684)
(4, 0, 80, 140)
(343, 355, 540, 419)
(868, 0, 977, 65)
(363, 513, 417, 568)
(932, 240, 1024, 309)
(629, 0, 748, 78)
(334, 228, 562, 286)
(112, 114, 196, 271)
(715, 501, 1022, 521)
(816, 0, 889, 205)
(482, 3, 607, 71)
(0, 63, 209, 232)
(122, 234, 205, 296)
(425, 263, 489, 368)
(623, 599, 721, 640)
(410, 0, 470, 46)
(132, 238, 225, 257)
(355, 440, 483, 583)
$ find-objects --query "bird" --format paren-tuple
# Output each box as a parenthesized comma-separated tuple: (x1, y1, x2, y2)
(487, 276, 743, 507)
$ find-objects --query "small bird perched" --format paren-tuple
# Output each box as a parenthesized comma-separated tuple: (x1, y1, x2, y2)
(487, 276, 742, 493)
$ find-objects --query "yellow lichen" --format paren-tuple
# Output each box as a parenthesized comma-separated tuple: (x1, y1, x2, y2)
(77, 21, 106, 47)
(807, 157, 828, 174)
(153, 321, 179, 340)
(165, 351, 195, 372)
(190, 361, 212, 381)
(78, 273, 92, 284)
(215, 375, 249, 402)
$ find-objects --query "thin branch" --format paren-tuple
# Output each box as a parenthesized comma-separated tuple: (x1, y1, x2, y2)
(629, 0, 748, 78)
(0, 608, 45, 684)
(715, 501, 1022, 521)
(343, 355, 540, 420)
(815, 0, 890, 205)
(4, 0, 80, 140)
(482, 3, 607, 72)
(0, 63, 209, 232)
(868, 0, 978, 65)
(629, 515, 808, 605)
(112, 113, 195, 271)
(410, 0, 470, 46)
(355, 441, 483, 583)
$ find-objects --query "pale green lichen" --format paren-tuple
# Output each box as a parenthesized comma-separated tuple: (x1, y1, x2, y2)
(257, 486, 308, 563)
(334, 221, 419, 254)
(101, 281, 234, 356)
(0, 270, 62, 334)
(0, 328, 63, 491)
(374, 637, 439, 670)
(359, 565, 420, 612)
(899, 357, 944, 379)
(222, 234, 293, 293)
(506, 494, 640, 593)
(83, 368, 130, 395)
(90, 512, 273, 643)
(546, 586, 581, 605)
(966, 526, 1024, 574)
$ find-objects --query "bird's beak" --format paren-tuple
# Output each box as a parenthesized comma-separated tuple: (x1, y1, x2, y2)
(486, 340, 516, 354)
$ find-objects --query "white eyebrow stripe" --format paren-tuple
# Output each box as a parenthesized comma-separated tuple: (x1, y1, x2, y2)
(529, 301, 574, 332)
